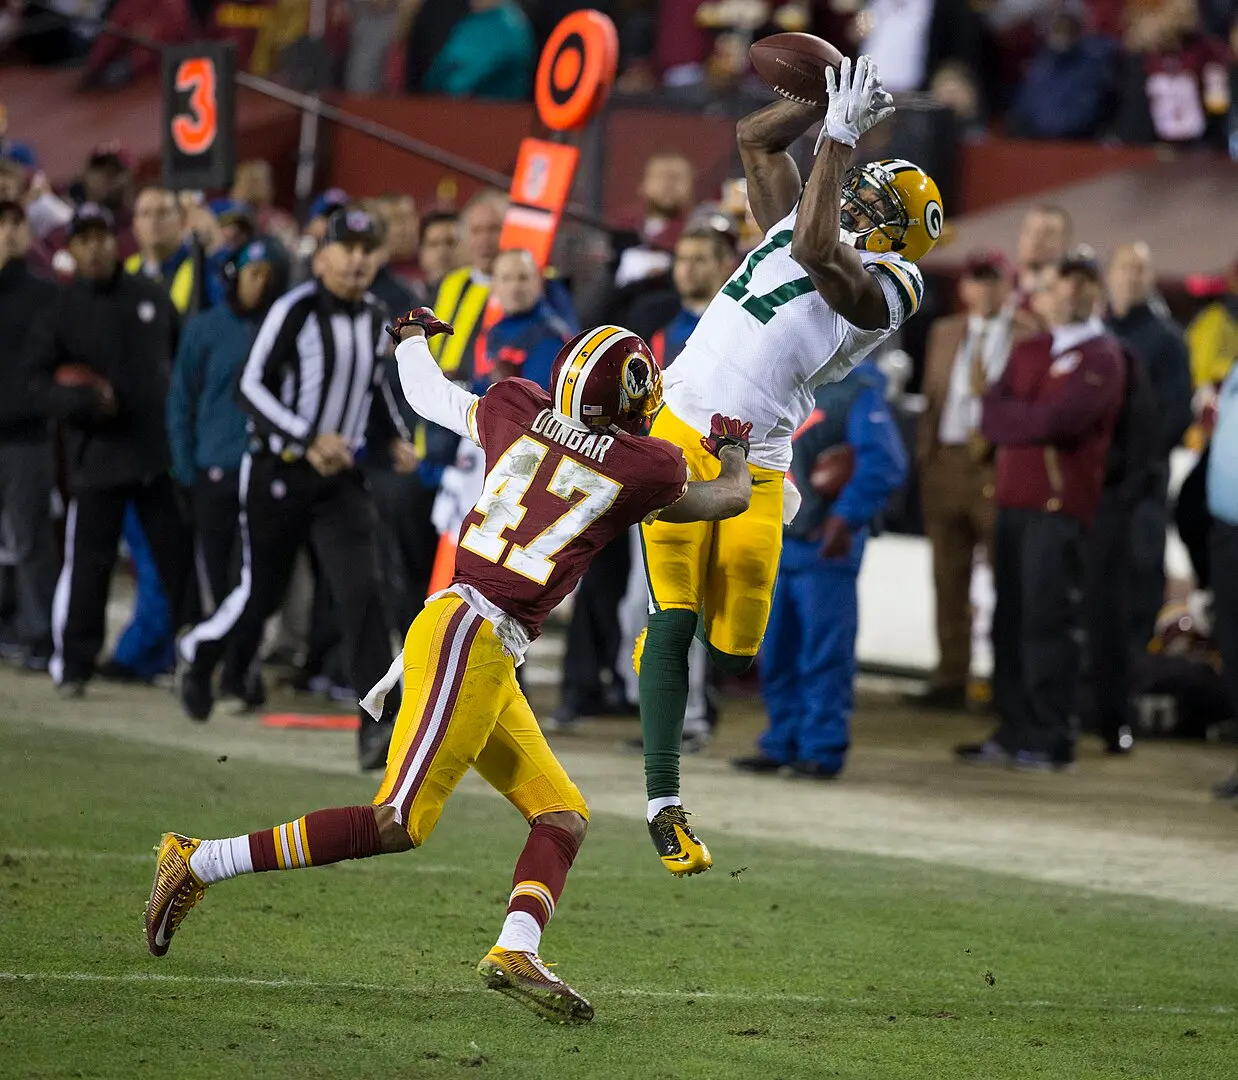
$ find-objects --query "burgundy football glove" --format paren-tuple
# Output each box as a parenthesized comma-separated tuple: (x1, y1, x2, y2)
(385, 307, 455, 346)
(700, 413, 752, 459)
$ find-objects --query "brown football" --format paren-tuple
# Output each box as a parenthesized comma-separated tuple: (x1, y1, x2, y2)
(54, 363, 107, 388)
(749, 33, 844, 108)
(809, 444, 856, 497)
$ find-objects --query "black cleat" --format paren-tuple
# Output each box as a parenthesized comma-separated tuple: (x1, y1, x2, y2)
(786, 761, 841, 780)
(731, 754, 786, 774)
(179, 664, 214, 722)
(359, 717, 394, 771)
(955, 739, 1010, 767)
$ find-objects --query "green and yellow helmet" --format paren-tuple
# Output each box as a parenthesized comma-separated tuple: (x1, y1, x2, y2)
(840, 158, 944, 263)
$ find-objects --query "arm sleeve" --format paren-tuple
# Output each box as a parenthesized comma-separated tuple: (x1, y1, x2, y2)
(866, 257, 924, 330)
(394, 335, 481, 445)
(237, 302, 314, 448)
(982, 347, 1124, 445)
(166, 320, 201, 485)
(832, 384, 909, 527)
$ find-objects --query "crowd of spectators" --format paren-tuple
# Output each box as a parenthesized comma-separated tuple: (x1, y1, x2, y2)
(0, 5, 1236, 785)
(2, 1, 1236, 152)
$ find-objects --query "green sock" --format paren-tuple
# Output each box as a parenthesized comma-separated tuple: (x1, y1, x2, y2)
(705, 643, 755, 676)
(639, 610, 697, 800)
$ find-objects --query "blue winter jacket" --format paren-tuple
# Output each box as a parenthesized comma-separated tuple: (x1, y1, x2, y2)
(166, 304, 259, 483)
(785, 361, 908, 540)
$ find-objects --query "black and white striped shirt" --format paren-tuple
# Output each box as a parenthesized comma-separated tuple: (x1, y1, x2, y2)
(238, 280, 408, 459)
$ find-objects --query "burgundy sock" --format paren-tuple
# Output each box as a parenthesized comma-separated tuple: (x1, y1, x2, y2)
(506, 823, 581, 929)
(248, 805, 383, 872)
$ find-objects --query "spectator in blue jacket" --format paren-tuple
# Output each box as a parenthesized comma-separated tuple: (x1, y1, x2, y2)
(1008, 0, 1117, 139)
(484, 248, 575, 391)
(733, 360, 908, 779)
(165, 237, 288, 701)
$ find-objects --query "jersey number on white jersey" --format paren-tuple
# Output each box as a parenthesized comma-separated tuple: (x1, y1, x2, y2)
(460, 435, 622, 585)
(721, 230, 815, 325)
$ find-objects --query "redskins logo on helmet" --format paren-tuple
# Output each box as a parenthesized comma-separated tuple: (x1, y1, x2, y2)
(550, 325, 664, 435)
(840, 158, 943, 263)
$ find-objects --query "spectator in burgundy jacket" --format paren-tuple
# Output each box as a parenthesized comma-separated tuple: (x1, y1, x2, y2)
(956, 247, 1126, 771)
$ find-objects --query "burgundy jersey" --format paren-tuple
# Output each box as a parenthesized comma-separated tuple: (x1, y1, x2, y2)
(452, 378, 688, 637)
(1142, 37, 1231, 142)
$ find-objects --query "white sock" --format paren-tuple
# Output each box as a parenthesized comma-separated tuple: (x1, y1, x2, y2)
(188, 835, 253, 885)
(495, 911, 542, 954)
(646, 796, 681, 822)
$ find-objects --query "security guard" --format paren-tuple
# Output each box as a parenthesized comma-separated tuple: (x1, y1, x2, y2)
(177, 206, 417, 769)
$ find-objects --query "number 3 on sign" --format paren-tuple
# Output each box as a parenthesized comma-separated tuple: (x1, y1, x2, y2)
(172, 58, 218, 156)
(460, 436, 621, 584)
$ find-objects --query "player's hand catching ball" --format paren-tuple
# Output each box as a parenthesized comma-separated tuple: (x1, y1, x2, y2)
(701, 413, 752, 459)
(818, 54, 894, 151)
(385, 307, 456, 345)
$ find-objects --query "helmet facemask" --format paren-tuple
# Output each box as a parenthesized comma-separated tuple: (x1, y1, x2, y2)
(839, 164, 910, 255)
(613, 351, 663, 435)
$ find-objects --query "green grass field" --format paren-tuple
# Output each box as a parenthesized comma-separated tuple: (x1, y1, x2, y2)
(1, 720, 1235, 1079)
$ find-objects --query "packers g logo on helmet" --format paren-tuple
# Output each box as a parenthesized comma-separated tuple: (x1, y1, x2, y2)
(840, 159, 944, 264)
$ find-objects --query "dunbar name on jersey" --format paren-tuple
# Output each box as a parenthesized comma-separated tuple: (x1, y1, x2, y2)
(388, 334, 687, 659)
(663, 202, 923, 472)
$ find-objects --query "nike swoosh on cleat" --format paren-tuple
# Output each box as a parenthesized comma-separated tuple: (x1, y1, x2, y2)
(153, 902, 173, 949)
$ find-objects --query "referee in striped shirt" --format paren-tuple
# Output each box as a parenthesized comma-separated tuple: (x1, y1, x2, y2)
(179, 206, 416, 769)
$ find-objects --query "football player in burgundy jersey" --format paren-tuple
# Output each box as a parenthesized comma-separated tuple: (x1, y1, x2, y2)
(144, 309, 753, 1025)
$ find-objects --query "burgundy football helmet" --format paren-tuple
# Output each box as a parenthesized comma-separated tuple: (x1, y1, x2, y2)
(549, 325, 663, 434)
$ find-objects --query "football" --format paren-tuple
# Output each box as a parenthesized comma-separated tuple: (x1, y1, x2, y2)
(809, 444, 856, 497)
(749, 32, 844, 107)
(54, 363, 106, 388)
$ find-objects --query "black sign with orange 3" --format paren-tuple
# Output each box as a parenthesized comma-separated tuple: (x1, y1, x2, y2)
(161, 42, 237, 191)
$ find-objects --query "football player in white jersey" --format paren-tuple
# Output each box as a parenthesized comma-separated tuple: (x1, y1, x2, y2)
(638, 55, 944, 876)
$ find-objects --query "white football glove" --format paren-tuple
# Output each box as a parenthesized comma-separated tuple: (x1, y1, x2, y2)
(816, 55, 895, 153)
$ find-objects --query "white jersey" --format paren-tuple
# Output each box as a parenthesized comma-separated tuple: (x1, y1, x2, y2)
(662, 205, 923, 470)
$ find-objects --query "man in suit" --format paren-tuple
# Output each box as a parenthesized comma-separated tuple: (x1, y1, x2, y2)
(910, 252, 1041, 709)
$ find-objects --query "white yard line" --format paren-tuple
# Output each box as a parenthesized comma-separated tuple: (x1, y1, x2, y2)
(0, 971, 1231, 1016)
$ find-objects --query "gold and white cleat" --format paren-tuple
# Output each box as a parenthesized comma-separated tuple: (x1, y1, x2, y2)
(648, 805, 712, 876)
(477, 947, 594, 1025)
(145, 832, 207, 957)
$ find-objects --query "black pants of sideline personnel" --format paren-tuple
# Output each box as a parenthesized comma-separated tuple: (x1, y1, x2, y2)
(191, 468, 242, 612)
(1081, 493, 1134, 748)
(0, 440, 58, 656)
(1128, 468, 1170, 655)
(180, 455, 396, 744)
(51, 474, 193, 687)
(1212, 520, 1238, 714)
(557, 531, 631, 719)
(991, 507, 1084, 760)
(368, 466, 440, 632)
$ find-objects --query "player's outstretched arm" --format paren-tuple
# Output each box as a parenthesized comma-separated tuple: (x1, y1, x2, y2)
(388, 308, 482, 444)
(791, 56, 895, 331)
(736, 98, 823, 234)
(657, 446, 752, 523)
